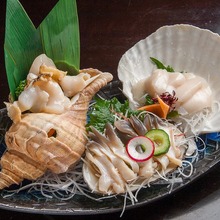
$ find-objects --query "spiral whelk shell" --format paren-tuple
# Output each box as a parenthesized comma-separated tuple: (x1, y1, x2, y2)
(0, 68, 113, 189)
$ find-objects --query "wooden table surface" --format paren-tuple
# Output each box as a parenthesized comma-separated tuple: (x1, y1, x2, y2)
(1, 0, 220, 219)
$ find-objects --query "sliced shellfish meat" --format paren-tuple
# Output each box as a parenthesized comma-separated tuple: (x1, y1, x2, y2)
(118, 24, 220, 133)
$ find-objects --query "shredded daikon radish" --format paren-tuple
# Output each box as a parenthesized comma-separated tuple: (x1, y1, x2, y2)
(1, 107, 212, 217)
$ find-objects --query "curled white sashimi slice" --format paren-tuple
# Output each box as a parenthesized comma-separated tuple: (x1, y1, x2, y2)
(134, 69, 213, 115)
(29, 54, 56, 76)
(60, 72, 100, 97)
(138, 158, 155, 178)
(5, 54, 101, 121)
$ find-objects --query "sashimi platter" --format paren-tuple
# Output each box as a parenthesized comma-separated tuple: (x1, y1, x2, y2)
(0, 0, 220, 216)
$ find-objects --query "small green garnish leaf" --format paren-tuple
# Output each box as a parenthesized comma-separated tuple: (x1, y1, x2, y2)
(167, 110, 179, 119)
(145, 94, 155, 105)
(15, 79, 27, 99)
(87, 97, 140, 132)
(150, 57, 175, 72)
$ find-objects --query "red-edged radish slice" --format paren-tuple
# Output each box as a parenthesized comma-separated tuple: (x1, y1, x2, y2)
(126, 136, 155, 162)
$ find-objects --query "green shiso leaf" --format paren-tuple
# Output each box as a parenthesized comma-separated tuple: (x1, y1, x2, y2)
(39, 0, 80, 75)
(4, 0, 80, 101)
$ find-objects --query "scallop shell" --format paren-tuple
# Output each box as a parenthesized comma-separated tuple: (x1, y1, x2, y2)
(117, 24, 220, 133)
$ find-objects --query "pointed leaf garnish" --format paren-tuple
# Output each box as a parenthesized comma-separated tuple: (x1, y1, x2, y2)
(4, 0, 42, 100)
(39, 0, 80, 75)
(4, 0, 80, 100)
(150, 57, 175, 72)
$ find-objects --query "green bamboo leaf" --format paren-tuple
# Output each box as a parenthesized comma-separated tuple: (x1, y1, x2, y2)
(4, 0, 42, 101)
(4, 0, 80, 101)
(39, 0, 80, 75)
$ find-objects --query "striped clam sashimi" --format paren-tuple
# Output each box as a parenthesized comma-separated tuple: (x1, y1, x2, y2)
(83, 114, 195, 195)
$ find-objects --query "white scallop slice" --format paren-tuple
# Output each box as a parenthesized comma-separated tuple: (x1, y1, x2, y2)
(118, 24, 220, 133)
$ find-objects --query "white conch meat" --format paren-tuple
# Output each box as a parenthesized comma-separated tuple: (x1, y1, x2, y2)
(117, 24, 220, 133)
(9, 54, 102, 117)
(0, 68, 113, 189)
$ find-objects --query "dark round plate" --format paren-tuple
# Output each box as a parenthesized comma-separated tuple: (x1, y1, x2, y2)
(0, 81, 219, 215)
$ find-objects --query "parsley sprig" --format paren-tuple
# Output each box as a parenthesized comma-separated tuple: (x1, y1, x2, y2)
(87, 97, 139, 132)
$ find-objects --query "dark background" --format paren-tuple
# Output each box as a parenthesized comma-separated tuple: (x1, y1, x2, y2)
(1, 0, 220, 219)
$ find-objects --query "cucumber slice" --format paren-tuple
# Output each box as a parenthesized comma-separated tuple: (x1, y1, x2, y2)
(145, 129, 170, 156)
